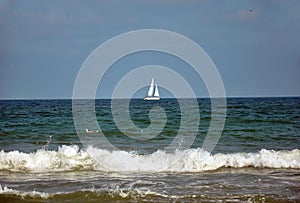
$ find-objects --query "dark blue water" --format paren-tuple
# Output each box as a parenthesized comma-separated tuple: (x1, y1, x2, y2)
(1, 97, 299, 153)
(0, 97, 299, 202)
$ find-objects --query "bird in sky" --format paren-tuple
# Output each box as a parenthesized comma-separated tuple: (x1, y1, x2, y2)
(249, 8, 254, 13)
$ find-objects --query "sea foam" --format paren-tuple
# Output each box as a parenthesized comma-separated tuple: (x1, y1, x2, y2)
(0, 185, 50, 199)
(0, 184, 197, 200)
(0, 145, 299, 172)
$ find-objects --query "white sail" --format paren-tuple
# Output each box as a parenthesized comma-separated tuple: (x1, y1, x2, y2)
(147, 78, 155, 96)
(154, 84, 159, 97)
(144, 77, 160, 100)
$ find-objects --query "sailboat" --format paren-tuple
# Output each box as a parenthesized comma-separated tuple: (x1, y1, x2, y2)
(144, 77, 160, 100)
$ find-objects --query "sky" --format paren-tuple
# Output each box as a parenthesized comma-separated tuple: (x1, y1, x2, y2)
(0, 0, 299, 99)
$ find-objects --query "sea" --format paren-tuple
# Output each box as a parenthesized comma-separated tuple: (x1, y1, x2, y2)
(0, 97, 299, 202)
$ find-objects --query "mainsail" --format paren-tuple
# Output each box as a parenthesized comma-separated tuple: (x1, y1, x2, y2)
(144, 77, 160, 100)
(147, 78, 155, 97)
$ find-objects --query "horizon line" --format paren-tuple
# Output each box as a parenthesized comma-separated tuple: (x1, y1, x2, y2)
(1, 95, 300, 100)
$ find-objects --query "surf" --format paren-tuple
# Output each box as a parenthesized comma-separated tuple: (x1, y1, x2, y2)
(0, 145, 299, 173)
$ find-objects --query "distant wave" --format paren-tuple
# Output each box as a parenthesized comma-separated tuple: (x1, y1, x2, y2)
(0, 145, 299, 173)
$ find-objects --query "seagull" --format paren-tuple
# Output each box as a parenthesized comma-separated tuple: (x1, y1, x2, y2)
(86, 129, 99, 133)
(249, 8, 254, 13)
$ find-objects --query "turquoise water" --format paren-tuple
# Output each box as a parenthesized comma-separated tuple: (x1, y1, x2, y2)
(0, 97, 299, 202)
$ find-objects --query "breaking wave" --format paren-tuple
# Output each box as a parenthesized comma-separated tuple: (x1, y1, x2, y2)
(0, 145, 299, 172)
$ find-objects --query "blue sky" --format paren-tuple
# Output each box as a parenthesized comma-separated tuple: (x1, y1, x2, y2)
(0, 0, 299, 99)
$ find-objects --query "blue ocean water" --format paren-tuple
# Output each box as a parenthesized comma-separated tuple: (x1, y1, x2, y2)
(0, 97, 299, 202)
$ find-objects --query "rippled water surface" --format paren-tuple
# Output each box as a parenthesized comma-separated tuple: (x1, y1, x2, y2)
(0, 97, 299, 202)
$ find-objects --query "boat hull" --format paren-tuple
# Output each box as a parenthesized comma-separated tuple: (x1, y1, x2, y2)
(144, 96, 160, 101)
